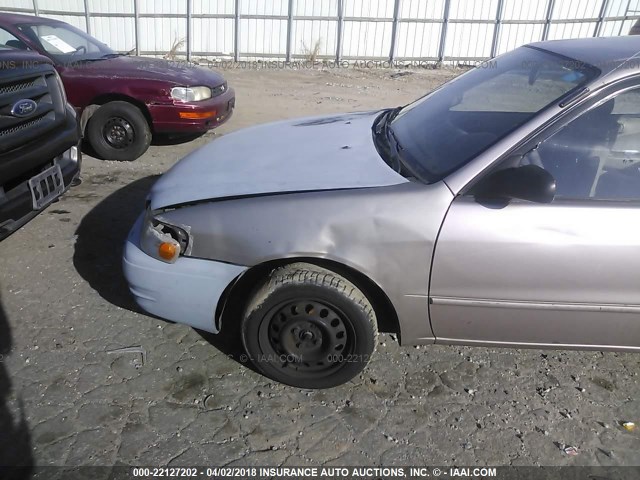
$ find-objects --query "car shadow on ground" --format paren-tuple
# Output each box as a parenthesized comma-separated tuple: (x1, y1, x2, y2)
(72, 176, 251, 368)
(0, 288, 34, 479)
(151, 132, 207, 146)
(73, 176, 158, 313)
(196, 301, 261, 375)
(81, 132, 208, 159)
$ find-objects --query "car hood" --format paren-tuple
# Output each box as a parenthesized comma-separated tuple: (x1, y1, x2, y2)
(67, 55, 225, 86)
(149, 110, 408, 210)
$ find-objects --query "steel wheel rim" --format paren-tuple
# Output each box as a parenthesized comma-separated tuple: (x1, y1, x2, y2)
(257, 298, 355, 378)
(103, 116, 135, 149)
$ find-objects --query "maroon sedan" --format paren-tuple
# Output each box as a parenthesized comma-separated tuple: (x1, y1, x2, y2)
(0, 13, 235, 161)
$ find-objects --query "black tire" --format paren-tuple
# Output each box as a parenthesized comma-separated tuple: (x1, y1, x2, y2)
(241, 263, 378, 389)
(87, 101, 152, 161)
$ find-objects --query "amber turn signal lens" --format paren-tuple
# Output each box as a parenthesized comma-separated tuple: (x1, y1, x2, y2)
(158, 242, 179, 261)
(179, 110, 216, 119)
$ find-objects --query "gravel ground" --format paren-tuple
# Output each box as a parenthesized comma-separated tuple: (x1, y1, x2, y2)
(0, 66, 639, 472)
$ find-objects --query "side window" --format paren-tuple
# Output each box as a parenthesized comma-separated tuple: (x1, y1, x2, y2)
(521, 88, 640, 200)
(0, 27, 28, 50)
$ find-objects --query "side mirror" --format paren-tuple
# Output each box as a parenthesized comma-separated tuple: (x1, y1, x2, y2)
(475, 164, 556, 204)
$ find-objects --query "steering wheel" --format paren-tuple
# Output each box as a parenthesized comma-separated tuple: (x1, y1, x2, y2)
(73, 45, 86, 55)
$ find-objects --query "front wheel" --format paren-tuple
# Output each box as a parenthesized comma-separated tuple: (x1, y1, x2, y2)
(87, 101, 152, 161)
(241, 263, 377, 389)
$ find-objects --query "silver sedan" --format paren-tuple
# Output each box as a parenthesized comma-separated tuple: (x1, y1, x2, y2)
(124, 36, 640, 388)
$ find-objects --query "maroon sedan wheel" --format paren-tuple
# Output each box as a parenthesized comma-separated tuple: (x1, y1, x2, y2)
(87, 101, 151, 161)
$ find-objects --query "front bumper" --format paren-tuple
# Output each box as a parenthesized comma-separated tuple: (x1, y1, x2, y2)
(123, 215, 247, 333)
(0, 144, 81, 240)
(149, 87, 235, 134)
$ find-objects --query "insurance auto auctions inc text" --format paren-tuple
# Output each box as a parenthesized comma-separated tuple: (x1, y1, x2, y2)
(213, 466, 498, 478)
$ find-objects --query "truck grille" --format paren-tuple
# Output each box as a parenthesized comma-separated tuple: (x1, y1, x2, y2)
(0, 79, 37, 95)
(0, 114, 45, 137)
(0, 66, 63, 153)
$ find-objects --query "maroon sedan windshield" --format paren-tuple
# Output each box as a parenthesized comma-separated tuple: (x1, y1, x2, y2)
(17, 22, 116, 63)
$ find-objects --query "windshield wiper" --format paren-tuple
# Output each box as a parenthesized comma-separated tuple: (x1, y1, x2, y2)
(73, 53, 123, 63)
(374, 106, 401, 136)
(373, 107, 414, 176)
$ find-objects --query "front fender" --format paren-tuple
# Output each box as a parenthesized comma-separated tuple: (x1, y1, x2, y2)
(158, 181, 454, 344)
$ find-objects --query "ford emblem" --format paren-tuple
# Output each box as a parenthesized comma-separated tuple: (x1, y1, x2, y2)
(10, 99, 37, 118)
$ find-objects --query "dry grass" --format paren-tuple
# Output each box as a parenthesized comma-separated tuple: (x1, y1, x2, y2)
(301, 38, 322, 63)
(164, 34, 186, 60)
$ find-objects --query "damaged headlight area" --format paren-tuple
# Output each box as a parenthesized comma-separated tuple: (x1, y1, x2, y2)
(140, 208, 191, 264)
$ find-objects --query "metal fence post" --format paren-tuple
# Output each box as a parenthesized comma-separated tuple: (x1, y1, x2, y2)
(542, 0, 555, 40)
(32, 0, 39, 16)
(438, 0, 451, 63)
(82, 0, 91, 34)
(133, 0, 140, 55)
(286, 0, 294, 63)
(594, 0, 609, 37)
(389, 0, 401, 63)
(186, 0, 192, 61)
(234, 0, 240, 62)
(490, 0, 505, 58)
(619, 0, 632, 35)
(336, 0, 344, 62)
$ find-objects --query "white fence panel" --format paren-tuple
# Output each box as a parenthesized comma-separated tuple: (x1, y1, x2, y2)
(240, 18, 287, 56)
(294, 0, 338, 17)
(344, 0, 395, 18)
(502, 0, 547, 21)
(193, 0, 234, 15)
(192, 18, 235, 57)
(89, 0, 134, 14)
(139, 0, 185, 15)
(0, 0, 639, 63)
(553, 0, 603, 19)
(7, 0, 33, 10)
(395, 22, 442, 59)
(342, 21, 393, 58)
(398, 0, 446, 19)
(90, 16, 135, 51)
(450, 0, 499, 20)
(38, 0, 84, 12)
(139, 17, 187, 54)
(292, 20, 338, 58)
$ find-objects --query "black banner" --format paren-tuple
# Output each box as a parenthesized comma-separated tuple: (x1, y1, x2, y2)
(2, 466, 640, 480)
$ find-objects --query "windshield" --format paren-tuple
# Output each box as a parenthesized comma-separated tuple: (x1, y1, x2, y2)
(389, 46, 599, 182)
(17, 22, 115, 63)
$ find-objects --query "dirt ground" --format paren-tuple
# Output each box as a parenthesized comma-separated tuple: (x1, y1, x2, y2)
(0, 65, 639, 473)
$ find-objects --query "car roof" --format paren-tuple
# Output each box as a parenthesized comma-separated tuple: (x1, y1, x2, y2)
(0, 12, 61, 26)
(528, 35, 640, 80)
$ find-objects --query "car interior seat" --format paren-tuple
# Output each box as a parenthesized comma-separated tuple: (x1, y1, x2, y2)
(5, 39, 28, 50)
(537, 100, 618, 198)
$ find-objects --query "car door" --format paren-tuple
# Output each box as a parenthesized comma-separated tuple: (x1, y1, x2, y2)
(429, 85, 640, 350)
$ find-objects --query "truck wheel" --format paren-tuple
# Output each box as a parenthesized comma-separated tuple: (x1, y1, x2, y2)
(87, 101, 151, 161)
(241, 263, 377, 389)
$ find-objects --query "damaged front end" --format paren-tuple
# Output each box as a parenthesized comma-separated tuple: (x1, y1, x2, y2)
(139, 203, 192, 264)
(122, 206, 247, 333)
